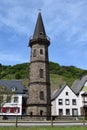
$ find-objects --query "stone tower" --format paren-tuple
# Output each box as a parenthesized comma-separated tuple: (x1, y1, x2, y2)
(27, 12, 51, 118)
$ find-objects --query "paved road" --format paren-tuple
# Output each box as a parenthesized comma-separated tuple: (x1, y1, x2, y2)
(0, 121, 87, 127)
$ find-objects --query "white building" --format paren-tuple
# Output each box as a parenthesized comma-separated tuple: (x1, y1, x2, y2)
(71, 75, 87, 116)
(0, 80, 28, 116)
(51, 75, 87, 116)
(51, 85, 80, 116)
(1, 94, 27, 116)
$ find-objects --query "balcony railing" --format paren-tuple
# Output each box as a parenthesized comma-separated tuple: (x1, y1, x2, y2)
(29, 35, 50, 41)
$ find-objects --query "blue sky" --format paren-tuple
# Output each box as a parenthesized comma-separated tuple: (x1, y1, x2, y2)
(0, 0, 87, 70)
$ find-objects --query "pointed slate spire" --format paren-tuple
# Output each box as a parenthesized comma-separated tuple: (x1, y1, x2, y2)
(33, 12, 47, 39)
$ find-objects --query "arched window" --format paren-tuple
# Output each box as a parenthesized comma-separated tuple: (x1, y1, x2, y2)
(30, 112, 33, 117)
(40, 110, 43, 116)
(40, 49, 43, 54)
(40, 69, 44, 78)
(33, 49, 36, 57)
(40, 91, 44, 100)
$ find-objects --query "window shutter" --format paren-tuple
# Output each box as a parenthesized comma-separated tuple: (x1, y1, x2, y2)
(18, 107, 20, 113)
(2, 107, 6, 113)
(10, 107, 14, 113)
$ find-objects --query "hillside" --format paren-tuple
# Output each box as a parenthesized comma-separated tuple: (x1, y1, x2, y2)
(0, 62, 87, 92)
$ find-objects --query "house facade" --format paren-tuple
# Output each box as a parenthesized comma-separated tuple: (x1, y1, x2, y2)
(51, 75, 87, 116)
(51, 85, 80, 116)
(1, 94, 27, 116)
(71, 75, 87, 116)
(0, 80, 28, 116)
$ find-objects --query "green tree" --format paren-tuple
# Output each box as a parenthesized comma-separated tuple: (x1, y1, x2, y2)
(0, 85, 14, 109)
(15, 72, 22, 79)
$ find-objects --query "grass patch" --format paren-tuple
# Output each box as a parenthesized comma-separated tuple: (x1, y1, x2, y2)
(0, 126, 87, 130)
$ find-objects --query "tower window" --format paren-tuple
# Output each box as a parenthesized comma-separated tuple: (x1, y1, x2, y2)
(33, 49, 36, 57)
(40, 69, 44, 78)
(40, 91, 44, 100)
(40, 49, 43, 54)
(40, 110, 43, 116)
(30, 112, 33, 117)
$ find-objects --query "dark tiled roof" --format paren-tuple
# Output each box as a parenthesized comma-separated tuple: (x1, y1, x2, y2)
(71, 75, 87, 95)
(33, 12, 47, 39)
(0, 80, 26, 94)
(51, 84, 66, 101)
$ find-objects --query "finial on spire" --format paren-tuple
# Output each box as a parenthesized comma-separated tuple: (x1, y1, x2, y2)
(38, 9, 42, 13)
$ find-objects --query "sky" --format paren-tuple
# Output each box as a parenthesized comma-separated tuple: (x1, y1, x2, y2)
(0, 0, 87, 70)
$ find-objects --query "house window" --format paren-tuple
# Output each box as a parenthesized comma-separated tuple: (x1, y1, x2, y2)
(40, 49, 43, 54)
(65, 99, 70, 105)
(66, 92, 68, 96)
(11, 87, 17, 92)
(85, 97, 87, 100)
(66, 109, 70, 115)
(58, 99, 63, 105)
(6, 107, 10, 113)
(40, 91, 44, 100)
(59, 109, 63, 116)
(72, 99, 76, 105)
(33, 49, 36, 57)
(14, 107, 18, 113)
(72, 109, 78, 116)
(14, 97, 18, 103)
(40, 69, 44, 78)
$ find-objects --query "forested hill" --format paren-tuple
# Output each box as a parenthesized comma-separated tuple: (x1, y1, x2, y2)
(0, 62, 87, 90)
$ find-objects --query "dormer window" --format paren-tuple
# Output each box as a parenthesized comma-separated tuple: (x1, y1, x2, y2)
(11, 87, 17, 92)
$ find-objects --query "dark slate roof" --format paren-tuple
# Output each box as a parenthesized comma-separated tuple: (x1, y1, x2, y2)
(71, 75, 87, 95)
(0, 80, 27, 94)
(33, 12, 47, 39)
(51, 84, 66, 101)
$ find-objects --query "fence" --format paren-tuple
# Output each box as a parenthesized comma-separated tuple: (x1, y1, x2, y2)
(0, 115, 87, 127)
